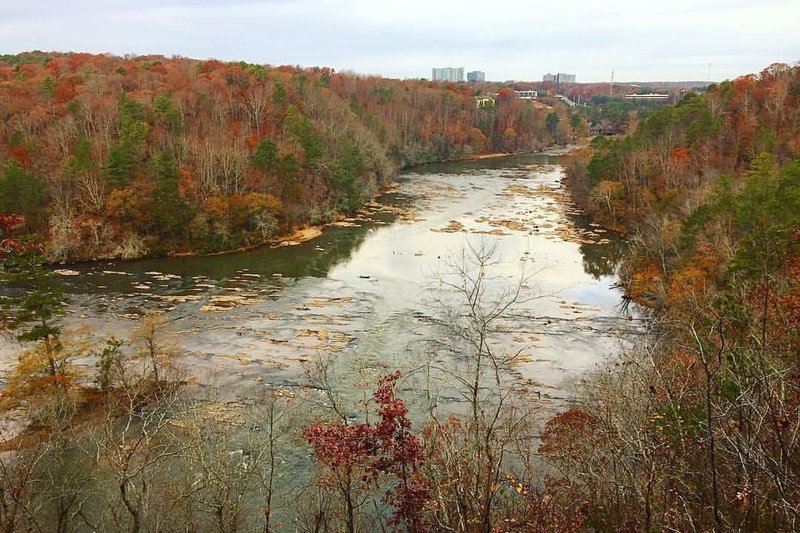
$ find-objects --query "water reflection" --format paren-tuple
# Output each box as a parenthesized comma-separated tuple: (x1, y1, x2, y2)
(62, 223, 374, 294)
(24, 152, 641, 408)
(564, 211, 627, 280)
(579, 238, 627, 279)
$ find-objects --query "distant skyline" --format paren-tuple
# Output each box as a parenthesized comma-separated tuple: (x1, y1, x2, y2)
(1, 0, 798, 82)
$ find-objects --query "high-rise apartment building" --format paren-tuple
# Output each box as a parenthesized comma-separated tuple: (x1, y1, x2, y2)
(432, 67, 465, 82)
(543, 73, 576, 84)
(467, 71, 485, 83)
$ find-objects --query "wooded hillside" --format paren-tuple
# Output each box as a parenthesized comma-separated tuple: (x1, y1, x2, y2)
(0, 52, 577, 261)
(552, 63, 800, 530)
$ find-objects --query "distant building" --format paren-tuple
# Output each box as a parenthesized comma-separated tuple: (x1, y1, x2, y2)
(543, 73, 576, 84)
(514, 90, 538, 100)
(467, 71, 485, 83)
(432, 67, 465, 82)
(624, 93, 669, 100)
(475, 95, 496, 108)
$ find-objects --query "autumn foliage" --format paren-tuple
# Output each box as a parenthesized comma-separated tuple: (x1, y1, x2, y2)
(0, 51, 570, 261)
(304, 371, 428, 531)
(556, 64, 800, 530)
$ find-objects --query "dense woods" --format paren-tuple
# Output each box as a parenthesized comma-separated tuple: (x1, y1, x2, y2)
(556, 63, 800, 530)
(0, 52, 577, 261)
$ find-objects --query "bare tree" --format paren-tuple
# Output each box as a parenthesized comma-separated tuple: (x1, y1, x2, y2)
(182, 388, 296, 533)
(422, 238, 547, 532)
(93, 387, 189, 533)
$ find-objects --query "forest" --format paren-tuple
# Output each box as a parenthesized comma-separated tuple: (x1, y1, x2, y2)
(1, 55, 799, 532)
(0, 52, 581, 261)
(559, 62, 800, 530)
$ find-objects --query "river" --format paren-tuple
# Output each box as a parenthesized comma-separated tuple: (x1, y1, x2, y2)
(2, 151, 640, 417)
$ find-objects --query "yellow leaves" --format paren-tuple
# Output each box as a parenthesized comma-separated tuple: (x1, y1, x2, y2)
(0, 332, 87, 411)
(104, 185, 149, 225)
(204, 195, 228, 219)
(204, 192, 282, 231)
(467, 127, 487, 148)
(132, 312, 180, 383)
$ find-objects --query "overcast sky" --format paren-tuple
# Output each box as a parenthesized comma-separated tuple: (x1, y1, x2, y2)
(1, 0, 798, 82)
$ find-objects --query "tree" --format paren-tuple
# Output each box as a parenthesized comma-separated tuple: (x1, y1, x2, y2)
(105, 96, 150, 189)
(0, 227, 77, 415)
(182, 389, 294, 533)
(545, 111, 560, 136)
(422, 239, 546, 532)
(131, 313, 180, 387)
(251, 139, 278, 173)
(147, 152, 194, 243)
(0, 161, 48, 230)
(93, 387, 189, 533)
(304, 371, 428, 533)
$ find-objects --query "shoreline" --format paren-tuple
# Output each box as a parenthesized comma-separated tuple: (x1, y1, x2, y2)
(405, 142, 590, 168)
(52, 145, 586, 267)
(167, 225, 324, 259)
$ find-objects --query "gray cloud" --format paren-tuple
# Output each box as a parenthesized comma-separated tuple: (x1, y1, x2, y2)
(0, 0, 798, 81)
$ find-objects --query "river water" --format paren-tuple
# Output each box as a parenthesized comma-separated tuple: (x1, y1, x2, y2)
(3, 151, 640, 417)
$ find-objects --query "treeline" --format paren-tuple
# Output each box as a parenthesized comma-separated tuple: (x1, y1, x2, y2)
(0, 52, 580, 261)
(549, 63, 800, 529)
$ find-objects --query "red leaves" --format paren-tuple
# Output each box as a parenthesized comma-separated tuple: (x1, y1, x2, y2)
(0, 214, 25, 231)
(304, 371, 429, 530)
(783, 294, 800, 327)
(6, 147, 30, 168)
(1, 214, 43, 256)
(1, 239, 43, 255)
(539, 408, 599, 457)
(304, 422, 377, 473)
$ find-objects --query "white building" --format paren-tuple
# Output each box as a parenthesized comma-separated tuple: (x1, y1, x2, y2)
(514, 90, 538, 100)
(432, 67, 465, 82)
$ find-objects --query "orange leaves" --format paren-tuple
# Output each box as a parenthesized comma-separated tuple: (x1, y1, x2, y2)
(177, 167, 196, 200)
(667, 264, 708, 301)
(53, 77, 78, 104)
(198, 59, 226, 75)
(669, 147, 690, 169)
(244, 132, 260, 151)
(227, 120, 242, 138)
(627, 261, 663, 306)
(665, 242, 722, 309)
(496, 88, 515, 102)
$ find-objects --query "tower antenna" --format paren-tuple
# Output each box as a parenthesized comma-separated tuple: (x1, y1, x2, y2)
(610, 69, 615, 96)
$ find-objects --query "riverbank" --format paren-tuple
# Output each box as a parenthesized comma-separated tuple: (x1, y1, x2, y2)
(48, 146, 580, 267)
(401, 143, 585, 169)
